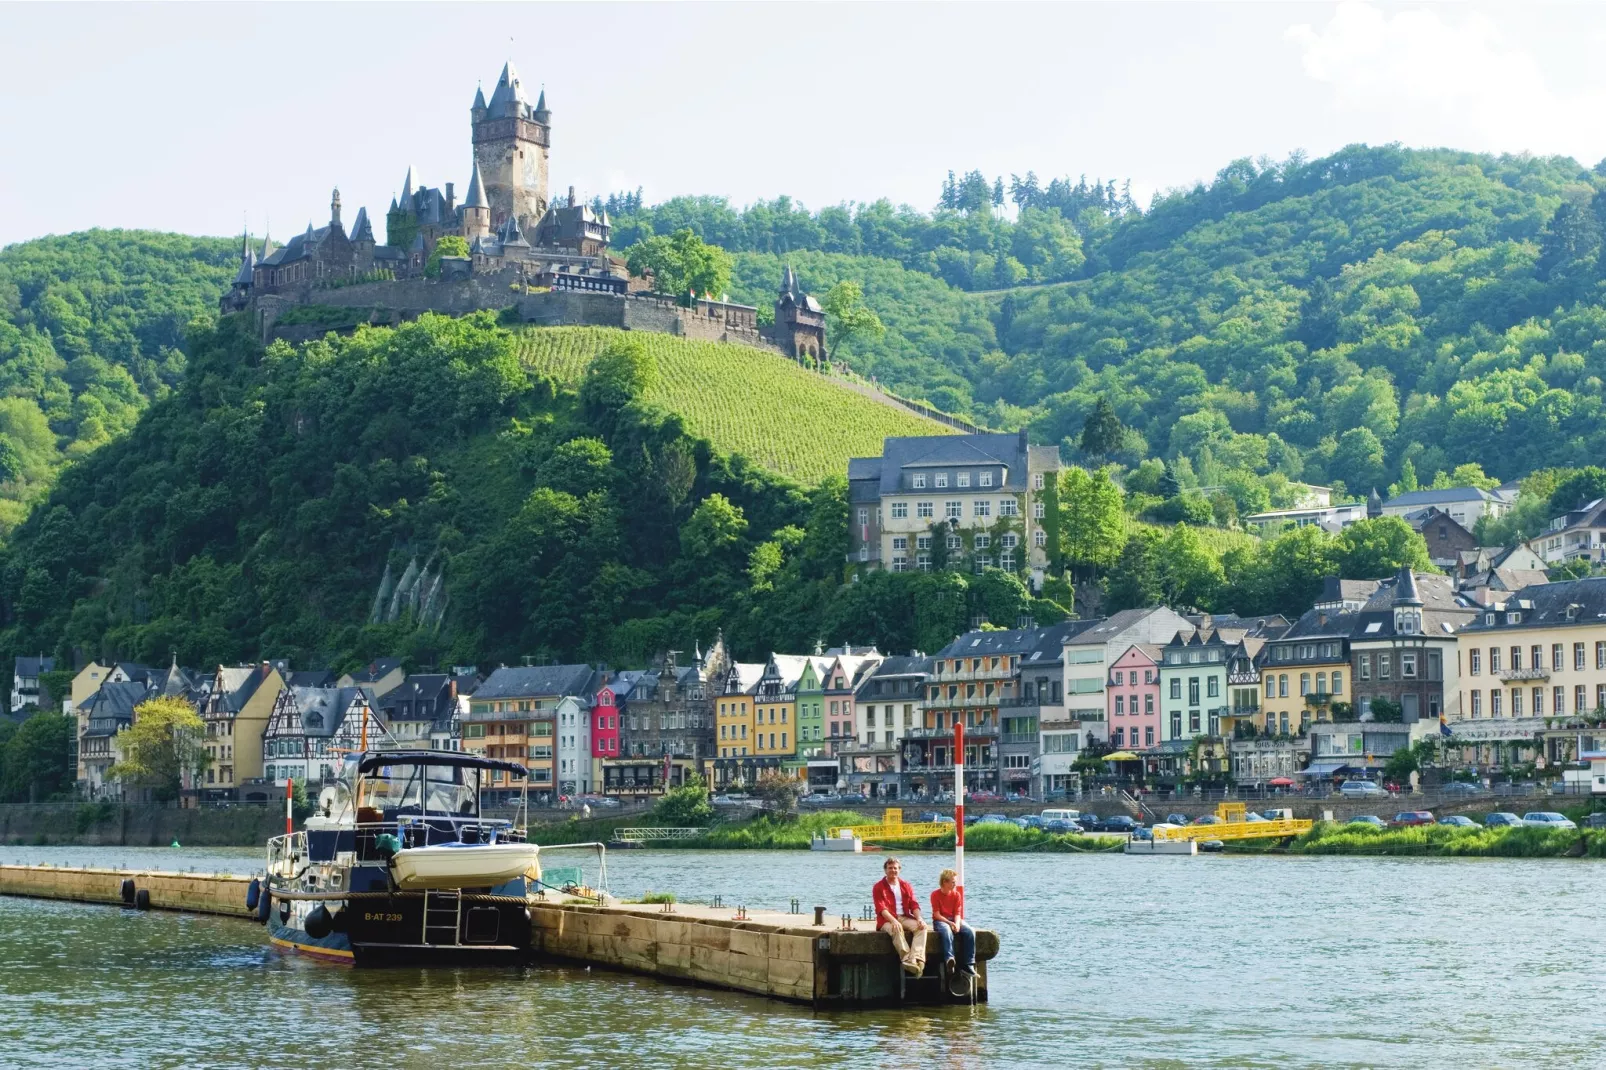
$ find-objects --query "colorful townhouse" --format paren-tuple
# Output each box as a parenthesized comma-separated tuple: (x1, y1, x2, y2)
(466, 665, 597, 802)
(793, 656, 833, 761)
(712, 661, 764, 788)
(1257, 608, 1354, 736)
(555, 694, 591, 795)
(823, 650, 881, 757)
(607, 655, 712, 797)
(915, 629, 1041, 796)
(1106, 644, 1163, 752)
(198, 661, 285, 802)
(592, 679, 621, 771)
(753, 655, 807, 769)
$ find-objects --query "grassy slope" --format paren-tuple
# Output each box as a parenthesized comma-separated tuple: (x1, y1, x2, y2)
(515, 325, 954, 484)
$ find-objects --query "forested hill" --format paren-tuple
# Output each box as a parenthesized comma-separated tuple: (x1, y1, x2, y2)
(0, 231, 238, 532)
(614, 145, 1606, 498)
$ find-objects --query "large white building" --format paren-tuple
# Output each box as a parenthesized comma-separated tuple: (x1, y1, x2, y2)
(847, 431, 1061, 590)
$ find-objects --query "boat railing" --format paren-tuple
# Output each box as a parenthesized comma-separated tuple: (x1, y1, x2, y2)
(351, 817, 526, 862)
(266, 830, 308, 881)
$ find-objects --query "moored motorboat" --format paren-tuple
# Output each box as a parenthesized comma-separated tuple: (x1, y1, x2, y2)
(262, 750, 570, 966)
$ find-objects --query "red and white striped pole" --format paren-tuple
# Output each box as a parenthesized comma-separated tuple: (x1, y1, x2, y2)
(953, 720, 965, 894)
(285, 777, 295, 836)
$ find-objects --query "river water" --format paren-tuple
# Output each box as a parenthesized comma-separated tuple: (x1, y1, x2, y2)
(1, 845, 1601, 1069)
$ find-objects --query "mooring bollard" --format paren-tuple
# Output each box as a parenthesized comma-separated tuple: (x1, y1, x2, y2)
(734, 905, 749, 921)
(711, 894, 723, 908)
(789, 897, 800, 914)
(813, 905, 827, 926)
(839, 914, 854, 931)
(860, 904, 873, 921)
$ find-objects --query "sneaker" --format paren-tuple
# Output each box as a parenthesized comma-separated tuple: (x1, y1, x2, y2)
(960, 963, 977, 977)
(904, 962, 924, 977)
(944, 956, 957, 974)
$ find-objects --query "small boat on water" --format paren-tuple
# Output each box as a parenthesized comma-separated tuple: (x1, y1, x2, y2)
(261, 750, 591, 966)
(810, 829, 863, 853)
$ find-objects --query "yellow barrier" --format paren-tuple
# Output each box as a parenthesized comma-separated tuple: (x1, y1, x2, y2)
(826, 822, 957, 841)
(1152, 819, 1313, 842)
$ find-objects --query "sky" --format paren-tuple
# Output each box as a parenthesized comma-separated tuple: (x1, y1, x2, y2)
(4, 1, 1606, 249)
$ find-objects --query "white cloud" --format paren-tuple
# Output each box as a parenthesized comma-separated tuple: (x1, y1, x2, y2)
(1287, 1, 1606, 161)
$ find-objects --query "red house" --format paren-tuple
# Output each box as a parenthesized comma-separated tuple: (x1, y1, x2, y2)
(592, 684, 620, 760)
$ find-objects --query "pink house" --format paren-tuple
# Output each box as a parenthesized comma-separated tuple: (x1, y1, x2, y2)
(1108, 644, 1163, 752)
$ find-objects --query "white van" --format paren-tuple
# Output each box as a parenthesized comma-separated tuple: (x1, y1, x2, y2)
(1040, 808, 1082, 823)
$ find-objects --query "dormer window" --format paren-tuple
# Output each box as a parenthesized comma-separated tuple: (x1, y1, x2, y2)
(1395, 608, 1421, 634)
(912, 473, 927, 489)
(980, 471, 994, 487)
(935, 473, 948, 488)
(1509, 612, 1522, 624)
(957, 472, 971, 488)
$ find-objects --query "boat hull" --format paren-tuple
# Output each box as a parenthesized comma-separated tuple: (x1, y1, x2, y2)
(267, 890, 533, 967)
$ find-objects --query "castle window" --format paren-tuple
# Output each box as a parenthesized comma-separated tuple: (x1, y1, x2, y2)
(1033, 501, 1045, 519)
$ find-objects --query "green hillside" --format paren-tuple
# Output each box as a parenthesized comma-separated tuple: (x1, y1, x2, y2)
(610, 146, 1606, 512)
(514, 326, 952, 484)
(0, 230, 237, 531)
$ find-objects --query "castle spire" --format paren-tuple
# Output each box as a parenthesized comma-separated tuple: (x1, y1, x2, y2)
(465, 159, 488, 209)
(534, 86, 548, 121)
(472, 83, 487, 111)
(400, 165, 416, 204)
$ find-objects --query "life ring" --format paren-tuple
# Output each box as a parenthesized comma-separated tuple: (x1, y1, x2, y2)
(133, 888, 151, 910)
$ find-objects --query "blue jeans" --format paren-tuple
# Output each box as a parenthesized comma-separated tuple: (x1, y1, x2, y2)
(935, 920, 975, 966)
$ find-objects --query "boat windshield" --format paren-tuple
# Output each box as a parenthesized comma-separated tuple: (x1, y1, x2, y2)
(361, 761, 479, 818)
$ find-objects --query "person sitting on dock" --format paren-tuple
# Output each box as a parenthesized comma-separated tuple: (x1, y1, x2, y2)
(929, 868, 975, 977)
(873, 857, 927, 977)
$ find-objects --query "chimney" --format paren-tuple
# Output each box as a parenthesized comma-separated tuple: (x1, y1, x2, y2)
(448, 678, 457, 701)
(568, 185, 577, 208)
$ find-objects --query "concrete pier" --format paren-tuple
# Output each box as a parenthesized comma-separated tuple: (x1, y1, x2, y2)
(0, 865, 996, 1007)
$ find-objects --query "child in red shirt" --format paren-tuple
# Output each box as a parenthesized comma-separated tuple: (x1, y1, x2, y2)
(929, 868, 975, 976)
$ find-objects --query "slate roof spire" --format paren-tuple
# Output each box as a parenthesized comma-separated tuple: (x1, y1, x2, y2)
(465, 159, 489, 208)
(472, 84, 487, 111)
(1393, 566, 1422, 606)
(400, 165, 417, 205)
(534, 86, 549, 121)
(349, 206, 374, 243)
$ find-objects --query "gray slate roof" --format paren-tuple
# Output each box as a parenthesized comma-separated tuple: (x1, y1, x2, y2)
(935, 627, 1042, 659)
(1384, 487, 1498, 508)
(81, 681, 151, 731)
(476, 664, 596, 701)
(14, 656, 53, 677)
(289, 685, 371, 737)
(1460, 576, 1606, 633)
(850, 433, 1034, 497)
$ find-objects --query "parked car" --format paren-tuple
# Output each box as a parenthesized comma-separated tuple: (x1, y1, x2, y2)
(1521, 812, 1577, 830)
(1075, 813, 1100, 832)
(1585, 812, 1606, 829)
(712, 793, 752, 807)
(977, 813, 1012, 824)
(1438, 782, 1485, 796)
(1041, 818, 1081, 834)
(1095, 815, 1142, 833)
(1483, 812, 1524, 828)
(799, 793, 840, 807)
(1339, 780, 1386, 798)
(1013, 815, 1043, 830)
(968, 791, 1002, 802)
(1391, 811, 1435, 827)
(1039, 808, 1082, 825)
(1244, 813, 1269, 823)
(1191, 814, 1222, 826)
(1438, 815, 1478, 828)
(916, 811, 944, 823)
(1165, 812, 1190, 826)
(1347, 815, 1386, 828)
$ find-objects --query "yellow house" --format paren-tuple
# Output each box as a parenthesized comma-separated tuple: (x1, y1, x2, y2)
(1257, 612, 1353, 737)
(1456, 579, 1606, 728)
(70, 662, 110, 783)
(753, 654, 811, 762)
(200, 662, 286, 800)
(713, 662, 763, 788)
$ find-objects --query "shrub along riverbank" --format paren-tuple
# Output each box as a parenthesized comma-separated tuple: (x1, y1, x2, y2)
(1248, 821, 1606, 858)
(645, 811, 1124, 852)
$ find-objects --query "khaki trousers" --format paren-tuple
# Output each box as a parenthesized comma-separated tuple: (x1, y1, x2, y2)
(882, 916, 927, 974)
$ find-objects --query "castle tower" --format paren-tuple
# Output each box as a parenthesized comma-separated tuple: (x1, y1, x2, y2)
(349, 206, 375, 272)
(462, 159, 491, 241)
(472, 61, 550, 232)
(771, 263, 827, 361)
(330, 187, 343, 231)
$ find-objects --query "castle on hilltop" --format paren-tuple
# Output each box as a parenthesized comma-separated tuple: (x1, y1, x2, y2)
(221, 61, 827, 363)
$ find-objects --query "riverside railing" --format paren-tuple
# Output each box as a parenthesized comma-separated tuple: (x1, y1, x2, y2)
(609, 827, 708, 844)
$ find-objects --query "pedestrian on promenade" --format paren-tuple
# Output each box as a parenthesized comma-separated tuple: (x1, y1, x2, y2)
(873, 857, 927, 977)
(929, 867, 975, 977)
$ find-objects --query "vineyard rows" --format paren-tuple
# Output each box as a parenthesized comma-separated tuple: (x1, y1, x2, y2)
(515, 327, 954, 484)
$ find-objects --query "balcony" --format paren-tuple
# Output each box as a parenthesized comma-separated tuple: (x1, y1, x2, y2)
(1230, 705, 1262, 717)
(906, 723, 1000, 739)
(998, 695, 1052, 709)
(1226, 672, 1260, 686)
(1496, 668, 1550, 682)
(1000, 733, 1038, 745)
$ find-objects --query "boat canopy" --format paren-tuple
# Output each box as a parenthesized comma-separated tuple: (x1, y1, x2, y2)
(356, 750, 529, 778)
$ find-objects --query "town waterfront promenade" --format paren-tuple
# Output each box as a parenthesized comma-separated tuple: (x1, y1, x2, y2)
(1, 845, 1602, 1068)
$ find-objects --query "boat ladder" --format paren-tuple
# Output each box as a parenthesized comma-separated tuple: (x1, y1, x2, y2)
(422, 890, 462, 945)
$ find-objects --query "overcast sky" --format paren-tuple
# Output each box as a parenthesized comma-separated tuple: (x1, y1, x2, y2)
(4, 1, 1606, 249)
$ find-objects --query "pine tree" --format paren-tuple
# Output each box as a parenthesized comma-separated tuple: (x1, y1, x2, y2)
(1079, 397, 1124, 462)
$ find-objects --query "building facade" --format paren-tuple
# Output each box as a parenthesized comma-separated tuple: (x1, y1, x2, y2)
(1257, 609, 1353, 737)
(1455, 577, 1606, 730)
(1107, 644, 1163, 752)
(465, 665, 596, 802)
(199, 662, 285, 801)
(846, 431, 1061, 590)
(1351, 569, 1474, 725)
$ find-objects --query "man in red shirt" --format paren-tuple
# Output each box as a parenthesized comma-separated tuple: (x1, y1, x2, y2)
(929, 867, 975, 976)
(873, 856, 926, 977)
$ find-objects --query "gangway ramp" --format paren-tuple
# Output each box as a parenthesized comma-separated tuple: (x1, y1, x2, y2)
(1151, 802, 1312, 843)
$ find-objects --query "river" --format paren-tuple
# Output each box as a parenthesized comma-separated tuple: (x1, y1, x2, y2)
(1, 845, 1601, 1068)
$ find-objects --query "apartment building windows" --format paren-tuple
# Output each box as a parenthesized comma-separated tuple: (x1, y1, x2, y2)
(1577, 685, 1588, 714)
(1488, 648, 1501, 674)
(974, 500, 991, 519)
(935, 473, 949, 488)
(1402, 653, 1418, 678)
(979, 472, 994, 487)
(1553, 644, 1564, 671)
(1035, 530, 1047, 547)
(1554, 685, 1566, 715)
(1170, 711, 1182, 737)
(917, 501, 934, 519)
(1576, 643, 1587, 671)
(946, 501, 962, 520)
(1170, 679, 1181, 700)
(891, 502, 908, 519)
(1033, 501, 1045, 519)
(957, 472, 971, 488)
(999, 498, 1019, 517)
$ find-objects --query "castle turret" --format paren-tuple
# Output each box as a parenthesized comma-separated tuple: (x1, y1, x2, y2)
(771, 263, 826, 361)
(349, 207, 375, 272)
(462, 159, 491, 241)
(400, 166, 417, 207)
(330, 187, 342, 230)
(473, 61, 550, 232)
(471, 84, 488, 124)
